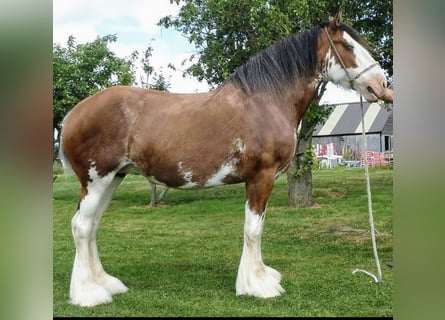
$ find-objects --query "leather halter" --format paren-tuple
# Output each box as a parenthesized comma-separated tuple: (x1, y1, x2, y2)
(323, 27, 379, 82)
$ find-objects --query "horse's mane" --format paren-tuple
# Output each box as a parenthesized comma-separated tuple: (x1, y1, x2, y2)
(225, 21, 370, 98)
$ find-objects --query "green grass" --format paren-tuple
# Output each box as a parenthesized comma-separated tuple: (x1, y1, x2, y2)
(53, 166, 393, 317)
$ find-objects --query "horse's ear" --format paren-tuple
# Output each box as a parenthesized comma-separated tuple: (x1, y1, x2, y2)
(329, 11, 342, 28)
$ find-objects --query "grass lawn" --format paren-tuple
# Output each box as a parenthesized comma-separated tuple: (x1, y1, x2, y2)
(53, 165, 393, 317)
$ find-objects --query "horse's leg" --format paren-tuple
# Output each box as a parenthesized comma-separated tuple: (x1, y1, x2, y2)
(155, 187, 169, 205)
(70, 170, 124, 307)
(236, 170, 285, 298)
(89, 174, 128, 296)
(149, 182, 157, 206)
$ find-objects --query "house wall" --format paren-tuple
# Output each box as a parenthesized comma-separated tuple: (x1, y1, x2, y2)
(312, 134, 391, 160)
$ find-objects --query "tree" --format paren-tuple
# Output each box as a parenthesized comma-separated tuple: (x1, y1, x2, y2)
(149, 68, 172, 91)
(160, 0, 316, 86)
(159, 0, 393, 207)
(140, 43, 154, 88)
(286, 82, 332, 207)
(53, 34, 137, 158)
(139, 42, 172, 92)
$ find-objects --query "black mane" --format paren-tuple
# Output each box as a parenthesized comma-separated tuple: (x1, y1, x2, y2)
(228, 26, 320, 97)
(227, 21, 369, 98)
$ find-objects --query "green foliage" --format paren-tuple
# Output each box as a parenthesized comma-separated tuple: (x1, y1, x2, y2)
(138, 40, 172, 91)
(286, 88, 333, 183)
(340, 0, 393, 78)
(53, 167, 393, 316)
(289, 144, 319, 180)
(299, 83, 333, 141)
(53, 34, 136, 133)
(160, 0, 322, 86)
(149, 69, 172, 92)
(141, 44, 154, 79)
(160, 1, 393, 85)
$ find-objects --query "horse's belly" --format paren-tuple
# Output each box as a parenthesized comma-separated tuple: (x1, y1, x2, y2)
(175, 158, 244, 189)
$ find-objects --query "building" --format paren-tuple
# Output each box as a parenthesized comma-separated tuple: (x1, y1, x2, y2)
(312, 101, 393, 162)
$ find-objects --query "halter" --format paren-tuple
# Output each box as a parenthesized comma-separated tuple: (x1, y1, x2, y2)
(323, 27, 379, 82)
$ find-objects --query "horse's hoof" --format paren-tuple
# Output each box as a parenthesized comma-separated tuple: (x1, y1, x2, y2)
(235, 265, 285, 298)
(99, 274, 128, 295)
(70, 283, 112, 307)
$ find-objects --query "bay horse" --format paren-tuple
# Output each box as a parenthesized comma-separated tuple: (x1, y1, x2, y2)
(59, 13, 393, 307)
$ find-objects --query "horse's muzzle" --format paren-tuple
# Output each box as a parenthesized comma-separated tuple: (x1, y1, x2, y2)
(380, 87, 393, 104)
(366, 85, 393, 104)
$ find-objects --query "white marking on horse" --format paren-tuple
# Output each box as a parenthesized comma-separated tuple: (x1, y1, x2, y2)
(236, 201, 284, 297)
(70, 164, 128, 306)
(205, 162, 237, 187)
(342, 32, 386, 88)
(205, 138, 245, 187)
(178, 161, 198, 188)
(323, 48, 347, 85)
(342, 32, 375, 76)
(234, 137, 246, 154)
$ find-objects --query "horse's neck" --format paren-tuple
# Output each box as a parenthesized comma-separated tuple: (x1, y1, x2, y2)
(280, 78, 320, 127)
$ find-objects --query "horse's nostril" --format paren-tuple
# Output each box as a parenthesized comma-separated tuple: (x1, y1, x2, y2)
(367, 86, 375, 95)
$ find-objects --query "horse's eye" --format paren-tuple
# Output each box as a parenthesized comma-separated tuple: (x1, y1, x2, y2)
(344, 44, 354, 51)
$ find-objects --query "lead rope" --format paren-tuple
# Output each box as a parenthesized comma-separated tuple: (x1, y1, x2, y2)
(352, 95, 383, 283)
(324, 26, 384, 282)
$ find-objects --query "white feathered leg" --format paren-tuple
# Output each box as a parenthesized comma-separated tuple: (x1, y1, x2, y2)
(89, 175, 128, 296)
(235, 201, 284, 298)
(69, 168, 126, 307)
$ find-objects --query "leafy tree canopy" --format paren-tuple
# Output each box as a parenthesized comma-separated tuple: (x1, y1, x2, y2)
(53, 34, 136, 133)
(159, 0, 392, 87)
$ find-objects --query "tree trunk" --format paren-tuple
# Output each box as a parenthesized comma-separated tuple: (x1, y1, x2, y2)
(286, 82, 327, 208)
(286, 129, 314, 208)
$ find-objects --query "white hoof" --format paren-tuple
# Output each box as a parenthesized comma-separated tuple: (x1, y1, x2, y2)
(236, 265, 285, 298)
(98, 274, 128, 296)
(70, 283, 113, 307)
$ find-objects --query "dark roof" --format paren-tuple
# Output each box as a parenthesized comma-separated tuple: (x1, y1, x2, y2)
(313, 102, 392, 137)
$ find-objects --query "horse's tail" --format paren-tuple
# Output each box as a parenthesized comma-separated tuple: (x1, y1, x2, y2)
(58, 113, 73, 175)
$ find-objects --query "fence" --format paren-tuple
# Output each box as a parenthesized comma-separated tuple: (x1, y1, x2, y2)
(359, 151, 393, 167)
(315, 143, 393, 168)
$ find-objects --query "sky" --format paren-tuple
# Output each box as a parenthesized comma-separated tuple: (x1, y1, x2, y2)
(53, 0, 360, 103)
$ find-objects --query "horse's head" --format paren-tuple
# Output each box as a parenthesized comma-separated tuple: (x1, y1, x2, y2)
(320, 13, 393, 103)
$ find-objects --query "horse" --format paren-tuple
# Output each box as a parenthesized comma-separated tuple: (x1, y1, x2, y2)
(59, 13, 393, 307)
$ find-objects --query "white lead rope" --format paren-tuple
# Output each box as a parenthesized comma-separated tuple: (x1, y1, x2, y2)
(352, 95, 383, 283)
(323, 26, 384, 282)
